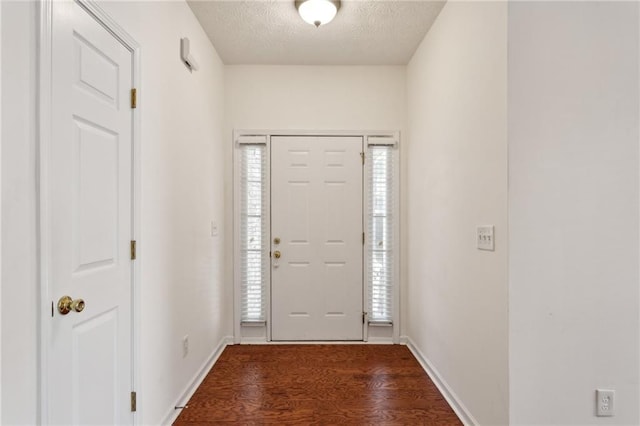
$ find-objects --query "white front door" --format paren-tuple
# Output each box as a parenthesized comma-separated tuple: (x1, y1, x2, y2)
(271, 136, 363, 341)
(46, 2, 134, 424)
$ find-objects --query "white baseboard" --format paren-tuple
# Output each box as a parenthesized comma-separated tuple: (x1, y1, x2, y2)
(239, 336, 269, 344)
(161, 335, 233, 425)
(402, 336, 478, 426)
(366, 336, 394, 344)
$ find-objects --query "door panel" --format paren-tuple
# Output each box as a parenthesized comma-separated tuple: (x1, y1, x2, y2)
(73, 118, 119, 271)
(48, 2, 133, 424)
(72, 309, 118, 424)
(271, 136, 363, 341)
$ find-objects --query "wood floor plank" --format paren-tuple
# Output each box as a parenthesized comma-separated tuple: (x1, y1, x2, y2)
(174, 345, 462, 425)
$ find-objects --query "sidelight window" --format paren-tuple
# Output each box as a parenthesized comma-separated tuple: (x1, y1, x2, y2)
(366, 137, 398, 324)
(238, 138, 268, 323)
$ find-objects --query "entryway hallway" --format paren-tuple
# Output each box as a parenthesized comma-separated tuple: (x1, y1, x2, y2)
(174, 345, 461, 425)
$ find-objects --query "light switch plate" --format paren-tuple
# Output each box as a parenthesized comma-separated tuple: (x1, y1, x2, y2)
(477, 226, 494, 251)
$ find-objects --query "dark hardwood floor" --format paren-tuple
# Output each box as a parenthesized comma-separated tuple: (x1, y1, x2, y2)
(174, 344, 462, 425)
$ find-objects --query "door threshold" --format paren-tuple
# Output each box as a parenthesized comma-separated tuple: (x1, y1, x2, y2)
(240, 340, 394, 345)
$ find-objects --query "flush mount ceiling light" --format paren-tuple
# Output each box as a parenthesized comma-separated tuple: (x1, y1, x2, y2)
(296, 0, 341, 27)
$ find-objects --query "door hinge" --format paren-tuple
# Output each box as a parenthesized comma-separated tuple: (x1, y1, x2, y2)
(130, 240, 137, 260)
(130, 391, 137, 412)
(362, 312, 368, 324)
(362, 232, 365, 245)
(360, 152, 365, 165)
(131, 88, 137, 109)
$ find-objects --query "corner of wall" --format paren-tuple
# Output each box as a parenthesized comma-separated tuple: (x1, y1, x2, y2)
(405, 1, 509, 424)
(405, 337, 478, 426)
(160, 335, 233, 426)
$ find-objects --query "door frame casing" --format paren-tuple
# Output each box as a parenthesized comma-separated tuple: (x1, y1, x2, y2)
(37, 1, 141, 423)
(233, 130, 401, 344)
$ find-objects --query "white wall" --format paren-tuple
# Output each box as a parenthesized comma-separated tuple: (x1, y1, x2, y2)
(405, 2, 508, 425)
(508, 2, 640, 425)
(0, 0, 5, 421)
(0, 0, 4, 420)
(1, 2, 39, 423)
(1, 1, 229, 424)
(224, 65, 407, 340)
(225, 66, 406, 132)
(94, 2, 228, 423)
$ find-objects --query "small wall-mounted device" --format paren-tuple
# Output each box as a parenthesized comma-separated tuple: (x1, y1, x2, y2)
(477, 225, 495, 251)
(180, 37, 199, 71)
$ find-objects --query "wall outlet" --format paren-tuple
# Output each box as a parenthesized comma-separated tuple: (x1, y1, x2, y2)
(210, 220, 218, 237)
(182, 335, 189, 358)
(477, 225, 495, 251)
(596, 389, 615, 417)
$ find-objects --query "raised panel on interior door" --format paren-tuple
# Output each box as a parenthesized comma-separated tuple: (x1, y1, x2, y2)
(73, 32, 119, 106)
(324, 150, 345, 168)
(323, 181, 348, 245)
(72, 309, 119, 425)
(322, 262, 348, 318)
(288, 150, 310, 168)
(73, 117, 119, 273)
(287, 182, 310, 244)
(285, 261, 313, 312)
(324, 259, 360, 302)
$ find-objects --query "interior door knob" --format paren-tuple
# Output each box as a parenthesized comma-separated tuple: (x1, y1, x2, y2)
(71, 298, 85, 313)
(273, 250, 281, 259)
(58, 295, 86, 315)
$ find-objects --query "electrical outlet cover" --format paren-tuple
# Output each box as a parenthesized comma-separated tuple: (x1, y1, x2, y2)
(596, 389, 615, 417)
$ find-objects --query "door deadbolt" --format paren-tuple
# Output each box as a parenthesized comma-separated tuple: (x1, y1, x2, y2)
(273, 237, 281, 245)
(58, 295, 86, 315)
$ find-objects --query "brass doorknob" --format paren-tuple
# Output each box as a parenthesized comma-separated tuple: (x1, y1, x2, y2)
(273, 251, 281, 259)
(58, 295, 86, 315)
(71, 298, 86, 313)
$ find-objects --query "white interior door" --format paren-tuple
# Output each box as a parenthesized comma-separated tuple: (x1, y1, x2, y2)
(46, 2, 134, 424)
(271, 136, 363, 341)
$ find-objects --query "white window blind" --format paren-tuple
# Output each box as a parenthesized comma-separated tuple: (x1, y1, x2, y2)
(239, 144, 267, 322)
(367, 144, 395, 323)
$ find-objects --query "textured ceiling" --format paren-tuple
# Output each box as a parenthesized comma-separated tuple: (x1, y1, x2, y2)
(187, 0, 446, 65)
